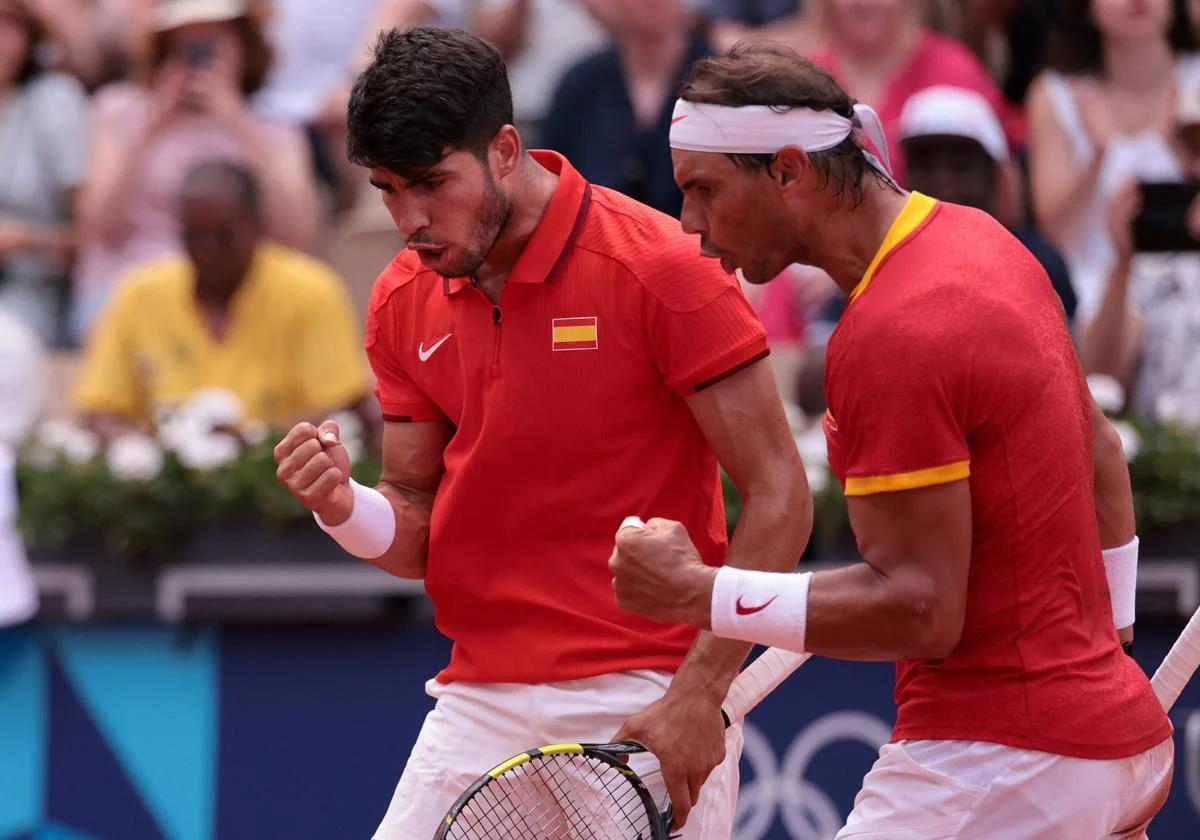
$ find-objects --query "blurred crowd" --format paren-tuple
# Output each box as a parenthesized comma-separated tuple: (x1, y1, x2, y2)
(0, 0, 1198, 440)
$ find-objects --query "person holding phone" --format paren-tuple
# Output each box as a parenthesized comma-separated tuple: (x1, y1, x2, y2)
(1078, 71, 1200, 422)
(1027, 0, 1196, 327)
(72, 0, 320, 342)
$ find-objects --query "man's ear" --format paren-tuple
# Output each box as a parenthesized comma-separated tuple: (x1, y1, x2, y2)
(492, 125, 523, 178)
(772, 146, 812, 189)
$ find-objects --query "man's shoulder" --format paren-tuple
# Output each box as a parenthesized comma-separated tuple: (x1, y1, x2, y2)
(577, 187, 741, 312)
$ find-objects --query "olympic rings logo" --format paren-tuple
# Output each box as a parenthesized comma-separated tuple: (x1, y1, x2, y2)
(733, 712, 892, 840)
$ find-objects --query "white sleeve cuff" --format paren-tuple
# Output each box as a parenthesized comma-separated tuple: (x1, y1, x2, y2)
(711, 566, 812, 653)
(314, 479, 396, 559)
(1103, 536, 1138, 628)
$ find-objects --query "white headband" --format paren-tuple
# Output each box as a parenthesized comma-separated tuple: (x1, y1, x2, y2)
(669, 99, 894, 179)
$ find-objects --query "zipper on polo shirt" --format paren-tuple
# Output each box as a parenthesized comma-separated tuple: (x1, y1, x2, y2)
(491, 305, 502, 375)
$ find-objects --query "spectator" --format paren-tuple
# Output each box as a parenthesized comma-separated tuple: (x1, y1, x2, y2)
(1026, 0, 1195, 325)
(252, 0, 379, 213)
(0, 0, 88, 345)
(476, 0, 605, 129)
(807, 0, 1023, 185)
(72, 0, 319, 342)
(958, 0, 1055, 107)
(898, 85, 1077, 321)
(75, 161, 369, 440)
(539, 0, 710, 216)
(1078, 84, 1200, 422)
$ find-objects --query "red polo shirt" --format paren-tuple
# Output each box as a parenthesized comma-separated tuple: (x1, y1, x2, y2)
(824, 193, 1170, 759)
(366, 151, 769, 684)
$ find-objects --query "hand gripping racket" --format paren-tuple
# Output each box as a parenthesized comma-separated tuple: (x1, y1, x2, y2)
(434, 518, 810, 840)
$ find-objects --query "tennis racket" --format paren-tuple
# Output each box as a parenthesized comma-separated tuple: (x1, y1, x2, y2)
(435, 518, 809, 839)
(1151, 600, 1200, 711)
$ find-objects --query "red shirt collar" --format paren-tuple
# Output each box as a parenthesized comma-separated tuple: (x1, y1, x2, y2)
(444, 150, 590, 295)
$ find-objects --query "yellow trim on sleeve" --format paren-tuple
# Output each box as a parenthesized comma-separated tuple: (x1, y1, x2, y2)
(849, 191, 938, 302)
(844, 459, 970, 496)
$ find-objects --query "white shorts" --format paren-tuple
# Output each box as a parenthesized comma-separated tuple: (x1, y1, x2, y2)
(374, 669, 744, 840)
(836, 736, 1175, 839)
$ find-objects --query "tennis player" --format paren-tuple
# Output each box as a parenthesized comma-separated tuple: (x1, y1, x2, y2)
(610, 43, 1175, 838)
(272, 28, 811, 839)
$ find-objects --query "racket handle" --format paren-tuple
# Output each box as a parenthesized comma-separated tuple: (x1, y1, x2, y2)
(1151, 604, 1200, 711)
(722, 647, 811, 724)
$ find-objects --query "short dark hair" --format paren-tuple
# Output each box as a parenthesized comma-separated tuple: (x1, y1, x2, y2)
(679, 41, 884, 207)
(180, 159, 260, 219)
(1043, 0, 1196, 76)
(347, 27, 514, 177)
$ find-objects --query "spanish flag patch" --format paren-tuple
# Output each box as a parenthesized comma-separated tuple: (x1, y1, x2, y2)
(551, 317, 599, 351)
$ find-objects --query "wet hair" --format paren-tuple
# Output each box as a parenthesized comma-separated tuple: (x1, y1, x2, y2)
(1042, 0, 1196, 76)
(346, 26, 513, 178)
(678, 41, 888, 207)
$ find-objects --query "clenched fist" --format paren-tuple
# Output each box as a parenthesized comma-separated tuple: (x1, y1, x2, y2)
(274, 420, 353, 524)
(609, 518, 717, 629)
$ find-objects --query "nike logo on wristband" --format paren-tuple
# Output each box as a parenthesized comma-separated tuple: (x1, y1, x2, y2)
(735, 595, 778, 616)
(418, 334, 453, 361)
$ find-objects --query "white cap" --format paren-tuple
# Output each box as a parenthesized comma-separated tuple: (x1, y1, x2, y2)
(897, 85, 1008, 162)
(154, 0, 246, 31)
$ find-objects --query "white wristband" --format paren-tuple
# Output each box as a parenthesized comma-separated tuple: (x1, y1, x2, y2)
(1103, 536, 1138, 628)
(711, 566, 812, 653)
(314, 479, 396, 559)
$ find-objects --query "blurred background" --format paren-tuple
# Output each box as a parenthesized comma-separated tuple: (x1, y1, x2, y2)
(2, 0, 1200, 837)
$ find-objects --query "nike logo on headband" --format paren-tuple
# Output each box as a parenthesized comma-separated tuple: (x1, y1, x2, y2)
(671, 115, 688, 125)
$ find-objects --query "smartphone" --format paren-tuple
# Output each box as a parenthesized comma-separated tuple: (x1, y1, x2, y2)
(1132, 181, 1200, 252)
(183, 38, 215, 68)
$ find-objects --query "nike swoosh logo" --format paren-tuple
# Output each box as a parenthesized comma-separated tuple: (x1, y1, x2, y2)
(735, 595, 778, 616)
(418, 333, 452, 362)
(670, 115, 688, 125)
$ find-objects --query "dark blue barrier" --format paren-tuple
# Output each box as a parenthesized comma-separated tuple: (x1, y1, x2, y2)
(1, 618, 1197, 839)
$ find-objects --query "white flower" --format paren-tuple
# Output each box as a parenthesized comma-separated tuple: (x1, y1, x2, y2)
(794, 425, 828, 469)
(181, 388, 245, 431)
(241, 419, 269, 446)
(106, 433, 164, 482)
(806, 463, 830, 495)
(176, 433, 240, 471)
(35, 420, 99, 465)
(158, 413, 207, 454)
(1110, 420, 1141, 462)
(1087, 374, 1125, 414)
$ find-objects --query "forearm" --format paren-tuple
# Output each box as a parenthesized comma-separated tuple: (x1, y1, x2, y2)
(670, 482, 813, 698)
(1033, 155, 1103, 243)
(703, 559, 955, 662)
(1079, 257, 1135, 380)
(233, 126, 317, 250)
(364, 480, 433, 579)
(79, 136, 152, 242)
(1093, 416, 1137, 550)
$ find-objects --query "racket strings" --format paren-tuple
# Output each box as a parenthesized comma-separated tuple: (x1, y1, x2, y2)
(445, 753, 656, 839)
